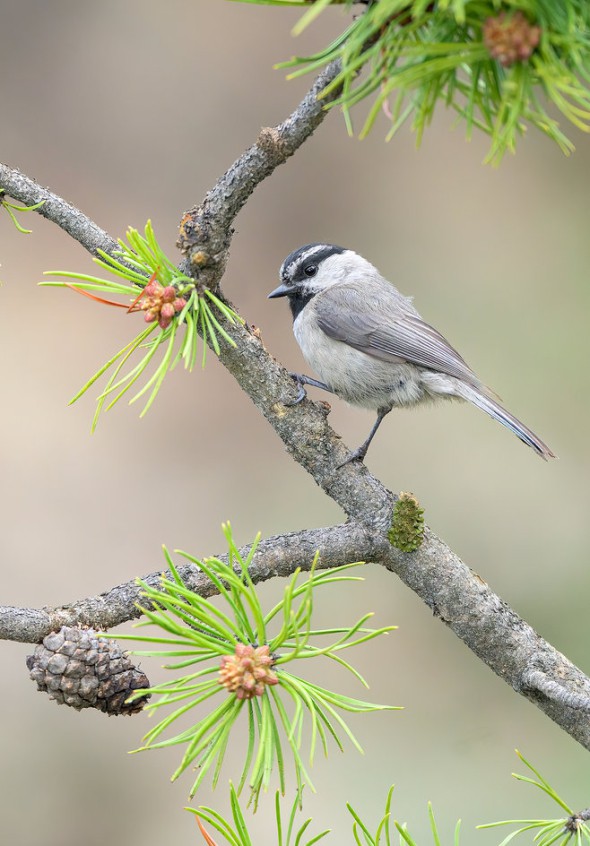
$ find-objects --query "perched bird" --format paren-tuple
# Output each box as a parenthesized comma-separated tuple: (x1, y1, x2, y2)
(269, 243, 555, 465)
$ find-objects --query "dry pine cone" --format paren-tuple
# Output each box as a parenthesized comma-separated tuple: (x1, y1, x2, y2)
(26, 626, 151, 716)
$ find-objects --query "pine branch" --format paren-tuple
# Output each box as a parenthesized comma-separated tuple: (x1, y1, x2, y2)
(0, 164, 117, 256)
(0, 523, 370, 642)
(2, 61, 588, 754)
(4, 521, 590, 750)
(176, 58, 344, 289)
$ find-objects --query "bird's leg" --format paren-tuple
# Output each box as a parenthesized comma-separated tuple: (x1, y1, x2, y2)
(286, 372, 334, 406)
(338, 406, 392, 468)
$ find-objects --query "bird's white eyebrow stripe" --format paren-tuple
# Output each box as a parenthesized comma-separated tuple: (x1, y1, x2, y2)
(282, 244, 346, 278)
(297, 245, 334, 264)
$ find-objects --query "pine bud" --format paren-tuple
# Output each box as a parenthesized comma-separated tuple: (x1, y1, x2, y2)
(483, 11, 541, 67)
(159, 302, 175, 328)
(143, 280, 160, 298)
(138, 278, 185, 329)
(219, 643, 278, 700)
(161, 286, 177, 303)
(173, 297, 187, 313)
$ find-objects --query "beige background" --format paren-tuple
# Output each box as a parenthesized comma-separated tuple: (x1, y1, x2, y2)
(1, 2, 589, 844)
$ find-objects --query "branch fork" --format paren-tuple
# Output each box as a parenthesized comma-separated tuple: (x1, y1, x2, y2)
(1, 58, 589, 754)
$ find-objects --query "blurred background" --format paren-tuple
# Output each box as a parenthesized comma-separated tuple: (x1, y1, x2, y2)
(1, 2, 589, 844)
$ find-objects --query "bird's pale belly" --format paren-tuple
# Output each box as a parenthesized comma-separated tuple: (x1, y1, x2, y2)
(294, 316, 425, 411)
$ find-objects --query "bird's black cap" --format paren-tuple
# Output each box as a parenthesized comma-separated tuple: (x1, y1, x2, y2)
(280, 243, 346, 284)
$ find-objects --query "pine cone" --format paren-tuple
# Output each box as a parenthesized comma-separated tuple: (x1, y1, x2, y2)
(26, 626, 151, 715)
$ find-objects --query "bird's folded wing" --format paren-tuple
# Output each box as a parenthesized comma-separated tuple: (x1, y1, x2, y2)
(315, 282, 482, 389)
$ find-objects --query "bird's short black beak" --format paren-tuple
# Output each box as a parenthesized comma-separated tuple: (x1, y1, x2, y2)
(268, 282, 290, 299)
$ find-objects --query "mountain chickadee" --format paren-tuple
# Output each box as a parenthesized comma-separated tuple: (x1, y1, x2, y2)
(268, 243, 555, 465)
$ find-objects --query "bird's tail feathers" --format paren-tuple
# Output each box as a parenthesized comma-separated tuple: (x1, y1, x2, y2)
(456, 383, 556, 460)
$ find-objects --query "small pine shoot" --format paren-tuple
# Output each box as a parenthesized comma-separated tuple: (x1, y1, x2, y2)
(42, 221, 243, 429)
(113, 524, 399, 806)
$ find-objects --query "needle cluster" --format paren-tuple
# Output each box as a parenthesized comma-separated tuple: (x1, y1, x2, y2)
(115, 524, 398, 806)
(239, 0, 590, 163)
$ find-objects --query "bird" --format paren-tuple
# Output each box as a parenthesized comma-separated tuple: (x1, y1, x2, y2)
(268, 243, 555, 465)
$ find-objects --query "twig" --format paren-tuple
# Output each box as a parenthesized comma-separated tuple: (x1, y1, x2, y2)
(5, 521, 590, 749)
(176, 59, 344, 287)
(2, 61, 589, 753)
(0, 164, 117, 256)
(1, 523, 373, 643)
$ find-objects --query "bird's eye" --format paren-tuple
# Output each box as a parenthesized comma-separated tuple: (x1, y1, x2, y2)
(303, 264, 318, 277)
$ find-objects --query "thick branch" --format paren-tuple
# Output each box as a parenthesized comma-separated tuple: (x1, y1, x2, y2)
(377, 530, 590, 749)
(2, 65, 588, 753)
(4, 521, 590, 749)
(174, 55, 395, 526)
(216, 322, 395, 526)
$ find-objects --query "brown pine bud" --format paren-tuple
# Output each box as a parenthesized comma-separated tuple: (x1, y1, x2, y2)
(483, 11, 541, 67)
(219, 643, 279, 700)
(143, 280, 161, 297)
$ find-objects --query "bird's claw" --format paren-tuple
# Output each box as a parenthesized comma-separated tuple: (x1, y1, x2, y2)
(336, 447, 367, 469)
(285, 372, 308, 407)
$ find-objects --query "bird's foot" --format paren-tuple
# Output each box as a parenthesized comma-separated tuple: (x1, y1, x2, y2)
(335, 407, 391, 469)
(336, 445, 368, 469)
(285, 373, 332, 407)
(285, 373, 308, 406)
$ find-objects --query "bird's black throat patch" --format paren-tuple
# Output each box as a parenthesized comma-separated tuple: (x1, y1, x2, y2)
(287, 289, 315, 320)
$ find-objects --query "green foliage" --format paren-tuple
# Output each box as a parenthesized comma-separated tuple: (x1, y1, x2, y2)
(0, 189, 45, 233)
(184, 752, 590, 846)
(347, 786, 396, 846)
(478, 750, 590, 845)
(395, 805, 461, 846)
(188, 783, 330, 846)
(42, 221, 242, 429)
(184, 755, 590, 846)
(388, 493, 425, 553)
(348, 787, 461, 846)
(190, 783, 460, 846)
(117, 525, 398, 806)
(235, 0, 590, 163)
